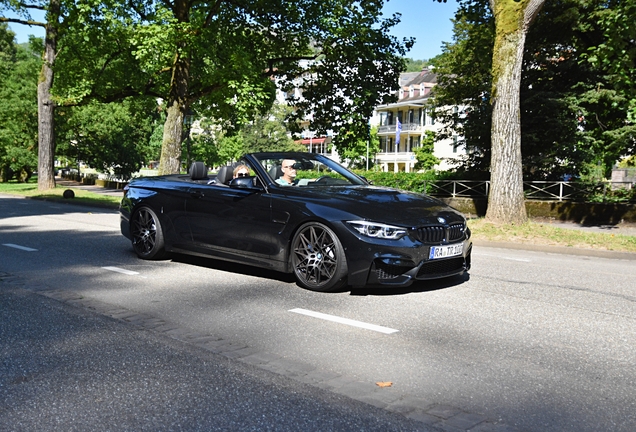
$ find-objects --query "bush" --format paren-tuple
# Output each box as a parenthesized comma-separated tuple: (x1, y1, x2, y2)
(352, 170, 439, 194)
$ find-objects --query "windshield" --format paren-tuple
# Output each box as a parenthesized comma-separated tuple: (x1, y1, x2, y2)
(248, 153, 368, 187)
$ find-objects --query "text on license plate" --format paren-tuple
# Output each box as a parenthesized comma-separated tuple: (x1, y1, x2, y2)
(429, 244, 464, 260)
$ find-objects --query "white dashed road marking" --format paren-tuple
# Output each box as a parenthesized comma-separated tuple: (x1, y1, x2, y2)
(289, 308, 399, 334)
(102, 266, 140, 276)
(2, 243, 38, 252)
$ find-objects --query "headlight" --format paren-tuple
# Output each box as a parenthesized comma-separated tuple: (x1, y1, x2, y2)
(347, 220, 407, 240)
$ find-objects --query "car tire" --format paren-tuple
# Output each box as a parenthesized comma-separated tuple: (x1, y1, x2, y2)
(291, 222, 348, 292)
(131, 207, 166, 260)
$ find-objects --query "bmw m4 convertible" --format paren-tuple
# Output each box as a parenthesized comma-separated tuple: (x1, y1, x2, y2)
(120, 152, 472, 292)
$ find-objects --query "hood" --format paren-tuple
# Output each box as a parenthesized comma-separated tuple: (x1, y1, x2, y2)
(295, 185, 466, 227)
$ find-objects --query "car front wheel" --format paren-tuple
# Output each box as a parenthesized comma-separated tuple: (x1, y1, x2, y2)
(131, 207, 166, 260)
(291, 222, 348, 292)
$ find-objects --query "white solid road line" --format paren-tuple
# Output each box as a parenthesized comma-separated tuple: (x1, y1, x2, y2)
(289, 308, 399, 334)
(102, 266, 140, 276)
(2, 243, 38, 252)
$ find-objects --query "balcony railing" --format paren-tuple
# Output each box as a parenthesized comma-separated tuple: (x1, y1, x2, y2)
(377, 122, 423, 134)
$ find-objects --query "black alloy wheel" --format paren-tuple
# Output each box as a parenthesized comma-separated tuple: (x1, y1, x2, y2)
(131, 207, 166, 260)
(291, 222, 348, 292)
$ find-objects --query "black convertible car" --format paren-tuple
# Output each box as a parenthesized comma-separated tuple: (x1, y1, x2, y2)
(120, 152, 472, 292)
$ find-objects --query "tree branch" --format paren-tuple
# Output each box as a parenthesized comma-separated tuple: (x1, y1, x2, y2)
(0, 17, 46, 28)
(17, 3, 47, 10)
(128, 0, 149, 21)
(188, 82, 224, 100)
(263, 55, 319, 78)
(203, 0, 223, 28)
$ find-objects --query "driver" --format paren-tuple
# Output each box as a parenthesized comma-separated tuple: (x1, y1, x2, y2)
(276, 159, 298, 186)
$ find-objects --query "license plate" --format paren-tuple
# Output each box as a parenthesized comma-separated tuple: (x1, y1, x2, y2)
(429, 243, 464, 260)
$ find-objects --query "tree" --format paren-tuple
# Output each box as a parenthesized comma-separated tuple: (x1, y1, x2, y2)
(1, 0, 61, 190)
(434, 0, 636, 183)
(484, 0, 545, 224)
(0, 25, 40, 182)
(432, 1, 494, 177)
(56, 98, 158, 180)
(239, 104, 301, 153)
(188, 103, 302, 167)
(435, 0, 544, 223)
(404, 58, 429, 72)
(413, 130, 440, 171)
(52, 0, 412, 175)
(339, 125, 380, 169)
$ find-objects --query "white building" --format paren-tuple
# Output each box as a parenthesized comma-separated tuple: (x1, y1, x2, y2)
(372, 69, 466, 172)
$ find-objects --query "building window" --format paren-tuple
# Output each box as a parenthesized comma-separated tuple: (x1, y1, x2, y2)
(409, 85, 414, 98)
(418, 108, 422, 125)
(380, 112, 388, 126)
(408, 109, 414, 123)
(388, 111, 394, 125)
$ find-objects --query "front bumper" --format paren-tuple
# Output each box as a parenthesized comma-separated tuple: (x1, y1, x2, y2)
(364, 242, 472, 287)
(337, 224, 472, 288)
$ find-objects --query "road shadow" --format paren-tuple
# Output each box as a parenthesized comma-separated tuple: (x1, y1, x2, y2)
(349, 272, 470, 296)
(170, 252, 470, 296)
(170, 253, 297, 284)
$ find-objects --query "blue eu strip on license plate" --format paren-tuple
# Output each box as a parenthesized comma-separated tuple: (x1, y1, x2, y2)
(429, 243, 464, 260)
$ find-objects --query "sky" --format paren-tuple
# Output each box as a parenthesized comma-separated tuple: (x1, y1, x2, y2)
(6, 0, 457, 61)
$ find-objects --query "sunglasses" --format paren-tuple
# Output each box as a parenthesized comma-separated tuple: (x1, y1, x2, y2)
(237, 172, 249, 177)
(283, 165, 296, 169)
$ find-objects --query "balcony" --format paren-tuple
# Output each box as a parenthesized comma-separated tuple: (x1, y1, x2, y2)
(377, 122, 424, 134)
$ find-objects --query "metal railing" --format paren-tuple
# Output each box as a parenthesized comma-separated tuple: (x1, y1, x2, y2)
(422, 180, 635, 202)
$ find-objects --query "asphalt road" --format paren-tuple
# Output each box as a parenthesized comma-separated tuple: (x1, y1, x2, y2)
(1, 194, 635, 431)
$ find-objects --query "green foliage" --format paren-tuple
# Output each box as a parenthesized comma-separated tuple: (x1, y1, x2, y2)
(338, 125, 380, 169)
(618, 156, 636, 168)
(239, 104, 300, 153)
(52, 0, 413, 166)
(56, 98, 158, 180)
(404, 58, 429, 72)
(413, 130, 439, 170)
(434, 0, 636, 180)
(187, 103, 302, 167)
(353, 170, 439, 194)
(0, 27, 40, 182)
(432, 0, 494, 173)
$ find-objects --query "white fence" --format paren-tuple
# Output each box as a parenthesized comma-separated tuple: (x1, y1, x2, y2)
(424, 180, 635, 202)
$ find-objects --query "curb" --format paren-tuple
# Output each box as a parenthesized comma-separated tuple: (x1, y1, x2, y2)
(473, 240, 636, 261)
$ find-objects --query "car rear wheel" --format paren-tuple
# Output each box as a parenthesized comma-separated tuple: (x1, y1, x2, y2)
(131, 207, 166, 260)
(291, 222, 348, 292)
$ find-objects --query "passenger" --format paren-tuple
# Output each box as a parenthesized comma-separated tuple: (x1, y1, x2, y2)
(276, 159, 297, 186)
(233, 165, 250, 179)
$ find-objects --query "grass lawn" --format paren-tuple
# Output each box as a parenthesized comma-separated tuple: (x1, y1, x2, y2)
(468, 218, 636, 253)
(0, 180, 121, 208)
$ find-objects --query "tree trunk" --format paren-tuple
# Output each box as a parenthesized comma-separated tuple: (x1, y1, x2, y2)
(485, 0, 545, 224)
(158, 2, 191, 175)
(37, 0, 60, 191)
